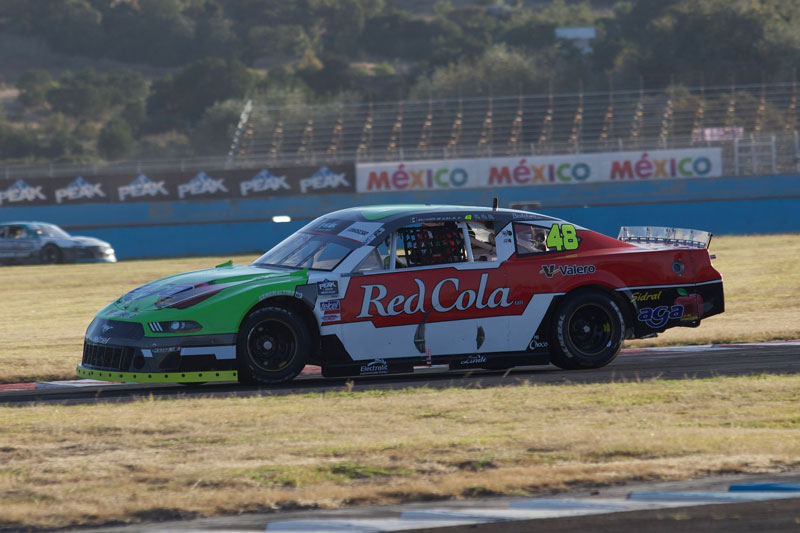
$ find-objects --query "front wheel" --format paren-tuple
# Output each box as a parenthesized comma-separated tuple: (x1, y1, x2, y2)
(549, 291, 624, 370)
(40, 244, 63, 264)
(237, 307, 310, 385)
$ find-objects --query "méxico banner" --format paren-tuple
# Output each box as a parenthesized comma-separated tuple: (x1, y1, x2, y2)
(355, 148, 723, 193)
(0, 164, 356, 207)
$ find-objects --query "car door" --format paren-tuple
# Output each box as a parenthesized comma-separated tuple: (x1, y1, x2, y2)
(0, 225, 37, 260)
(328, 220, 522, 361)
(0, 225, 11, 260)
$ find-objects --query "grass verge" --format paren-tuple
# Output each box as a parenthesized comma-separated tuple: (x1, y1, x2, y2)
(0, 234, 799, 383)
(1, 375, 799, 529)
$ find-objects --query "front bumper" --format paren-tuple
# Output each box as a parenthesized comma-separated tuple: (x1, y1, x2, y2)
(79, 318, 239, 383)
(71, 246, 117, 263)
(76, 365, 238, 383)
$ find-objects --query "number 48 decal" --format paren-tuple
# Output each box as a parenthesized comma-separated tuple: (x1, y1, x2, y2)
(546, 224, 580, 251)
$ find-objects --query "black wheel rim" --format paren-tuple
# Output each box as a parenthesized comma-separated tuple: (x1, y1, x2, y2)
(246, 319, 297, 372)
(567, 304, 614, 357)
(42, 248, 58, 263)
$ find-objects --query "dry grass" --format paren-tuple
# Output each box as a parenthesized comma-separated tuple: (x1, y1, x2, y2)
(1, 234, 799, 383)
(0, 254, 257, 383)
(1, 375, 799, 529)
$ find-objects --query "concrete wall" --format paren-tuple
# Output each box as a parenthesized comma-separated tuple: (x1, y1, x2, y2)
(3, 174, 799, 259)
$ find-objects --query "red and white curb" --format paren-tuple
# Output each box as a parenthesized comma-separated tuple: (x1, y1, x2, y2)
(2, 341, 798, 393)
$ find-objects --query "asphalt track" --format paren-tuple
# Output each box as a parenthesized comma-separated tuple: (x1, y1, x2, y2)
(1, 342, 799, 406)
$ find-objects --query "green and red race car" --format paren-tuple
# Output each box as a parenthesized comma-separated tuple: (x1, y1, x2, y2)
(77, 204, 724, 385)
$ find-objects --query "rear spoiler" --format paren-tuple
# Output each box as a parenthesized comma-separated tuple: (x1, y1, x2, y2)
(618, 226, 713, 249)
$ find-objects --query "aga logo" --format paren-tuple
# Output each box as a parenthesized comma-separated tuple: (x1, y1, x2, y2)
(638, 305, 684, 328)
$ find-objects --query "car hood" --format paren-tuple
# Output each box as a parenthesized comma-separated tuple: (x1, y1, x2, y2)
(71, 235, 112, 247)
(113, 264, 307, 312)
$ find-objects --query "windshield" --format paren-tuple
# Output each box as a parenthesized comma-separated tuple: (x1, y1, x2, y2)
(253, 231, 360, 271)
(31, 224, 70, 239)
(253, 217, 385, 271)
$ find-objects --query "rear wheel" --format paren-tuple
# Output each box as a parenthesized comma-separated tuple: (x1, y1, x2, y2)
(40, 244, 62, 264)
(550, 291, 624, 370)
(237, 307, 310, 385)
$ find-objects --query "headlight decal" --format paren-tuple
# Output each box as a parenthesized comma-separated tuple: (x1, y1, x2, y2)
(149, 320, 202, 333)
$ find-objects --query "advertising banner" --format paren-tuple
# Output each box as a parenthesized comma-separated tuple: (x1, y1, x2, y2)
(355, 148, 723, 193)
(0, 164, 356, 207)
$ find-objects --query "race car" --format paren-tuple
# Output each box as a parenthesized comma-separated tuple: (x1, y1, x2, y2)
(77, 204, 724, 384)
(0, 221, 116, 265)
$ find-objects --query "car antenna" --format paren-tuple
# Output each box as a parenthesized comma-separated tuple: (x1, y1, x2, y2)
(492, 197, 498, 211)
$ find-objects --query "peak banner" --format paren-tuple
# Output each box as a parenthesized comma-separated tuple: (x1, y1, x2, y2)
(0, 164, 355, 207)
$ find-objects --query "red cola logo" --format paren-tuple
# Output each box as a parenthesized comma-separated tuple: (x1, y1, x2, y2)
(356, 272, 513, 319)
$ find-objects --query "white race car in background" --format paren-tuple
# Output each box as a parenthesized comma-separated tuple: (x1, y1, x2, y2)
(0, 221, 116, 265)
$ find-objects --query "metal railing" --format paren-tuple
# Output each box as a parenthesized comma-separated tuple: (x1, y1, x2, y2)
(2, 131, 798, 180)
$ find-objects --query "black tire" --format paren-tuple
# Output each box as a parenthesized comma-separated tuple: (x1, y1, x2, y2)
(40, 244, 63, 264)
(237, 306, 310, 385)
(550, 291, 624, 370)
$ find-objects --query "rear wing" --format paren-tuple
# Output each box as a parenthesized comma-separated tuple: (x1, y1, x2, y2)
(617, 226, 712, 249)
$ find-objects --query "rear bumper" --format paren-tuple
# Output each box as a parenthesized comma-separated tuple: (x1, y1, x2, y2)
(619, 279, 724, 337)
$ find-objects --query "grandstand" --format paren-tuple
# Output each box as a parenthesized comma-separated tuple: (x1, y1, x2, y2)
(3, 82, 800, 180)
(228, 82, 800, 175)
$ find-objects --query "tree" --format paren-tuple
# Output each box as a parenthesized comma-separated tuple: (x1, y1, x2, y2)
(359, 9, 462, 61)
(97, 117, 135, 160)
(410, 44, 556, 99)
(32, 0, 103, 56)
(104, 69, 147, 106)
(146, 58, 257, 129)
(594, 0, 800, 87)
(190, 100, 243, 154)
(101, 0, 194, 66)
(47, 68, 111, 119)
(298, 53, 367, 95)
(0, 120, 40, 161)
(16, 70, 54, 109)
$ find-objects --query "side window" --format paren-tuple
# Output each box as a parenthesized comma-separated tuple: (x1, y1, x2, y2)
(8, 225, 29, 239)
(355, 238, 390, 272)
(0, 226, 7, 238)
(513, 223, 550, 255)
(398, 222, 466, 267)
(355, 221, 498, 271)
(467, 221, 496, 262)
